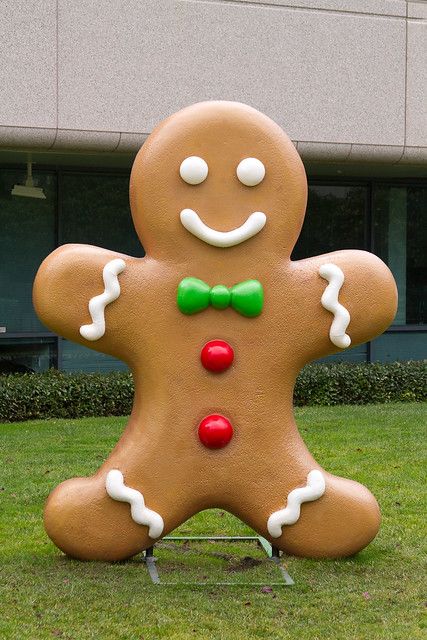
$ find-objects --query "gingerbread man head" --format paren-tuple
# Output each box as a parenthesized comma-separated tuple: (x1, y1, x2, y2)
(130, 101, 307, 262)
(33, 101, 397, 562)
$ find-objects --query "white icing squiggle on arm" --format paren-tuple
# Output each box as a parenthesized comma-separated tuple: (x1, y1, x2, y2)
(105, 470, 164, 539)
(80, 258, 126, 341)
(267, 470, 326, 538)
(319, 263, 351, 349)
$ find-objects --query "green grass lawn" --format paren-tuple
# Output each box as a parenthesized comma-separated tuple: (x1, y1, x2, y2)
(0, 403, 426, 640)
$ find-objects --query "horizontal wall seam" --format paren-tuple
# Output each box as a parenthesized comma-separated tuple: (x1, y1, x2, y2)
(182, 0, 407, 20)
(0, 126, 152, 135)
(0, 127, 410, 146)
(0, 126, 425, 164)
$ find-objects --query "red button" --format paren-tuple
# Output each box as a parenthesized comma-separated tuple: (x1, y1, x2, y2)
(198, 414, 233, 449)
(201, 340, 234, 373)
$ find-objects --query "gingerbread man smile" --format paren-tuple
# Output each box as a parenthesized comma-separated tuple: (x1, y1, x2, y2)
(33, 101, 397, 562)
(180, 208, 266, 247)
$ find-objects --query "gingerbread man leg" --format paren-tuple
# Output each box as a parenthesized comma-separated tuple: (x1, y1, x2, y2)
(44, 475, 156, 561)
(227, 452, 380, 559)
(44, 431, 201, 561)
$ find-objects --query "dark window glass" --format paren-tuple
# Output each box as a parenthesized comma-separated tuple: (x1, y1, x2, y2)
(373, 185, 426, 325)
(59, 172, 143, 256)
(0, 338, 56, 373)
(292, 185, 366, 260)
(0, 168, 56, 332)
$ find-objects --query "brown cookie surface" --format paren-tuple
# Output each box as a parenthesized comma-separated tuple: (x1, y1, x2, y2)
(33, 101, 397, 560)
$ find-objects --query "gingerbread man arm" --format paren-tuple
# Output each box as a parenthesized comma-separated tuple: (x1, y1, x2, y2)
(289, 249, 398, 363)
(33, 244, 135, 360)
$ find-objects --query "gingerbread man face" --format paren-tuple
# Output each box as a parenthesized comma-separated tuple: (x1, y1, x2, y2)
(33, 102, 397, 562)
(130, 101, 307, 261)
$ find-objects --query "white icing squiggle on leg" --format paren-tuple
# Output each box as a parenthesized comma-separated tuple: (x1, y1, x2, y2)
(267, 470, 326, 538)
(319, 263, 351, 349)
(80, 258, 126, 341)
(105, 469, 164, 539)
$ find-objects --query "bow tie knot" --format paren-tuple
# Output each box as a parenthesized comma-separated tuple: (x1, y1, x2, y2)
(177, 277, 263, 317)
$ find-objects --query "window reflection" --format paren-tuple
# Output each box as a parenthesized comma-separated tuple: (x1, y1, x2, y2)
(60, 172, 144, 257)
(292, 185, 366, 260)
(0, 169, 56, 332)
(0, 338, 56, 373)
(373, 185, 426, 325)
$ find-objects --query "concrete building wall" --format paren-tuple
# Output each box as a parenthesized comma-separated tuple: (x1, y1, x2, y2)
(0, 0, 426, 164)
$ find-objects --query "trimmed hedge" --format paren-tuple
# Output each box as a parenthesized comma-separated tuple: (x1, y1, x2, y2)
(0, 361, 425, 422)
(0, 371, 134, 423)
(293, 361, 426, 406)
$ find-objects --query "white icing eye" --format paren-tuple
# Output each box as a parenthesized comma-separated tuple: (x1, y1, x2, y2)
(179, 156, 208, 185)
(236, 157, 265, 186)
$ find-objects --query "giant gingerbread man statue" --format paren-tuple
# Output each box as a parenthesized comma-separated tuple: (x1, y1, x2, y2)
(33, 102, 397, 561)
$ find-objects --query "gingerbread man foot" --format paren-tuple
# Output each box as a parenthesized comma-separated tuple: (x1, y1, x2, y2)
(44, 475, 159, 561)
(265, 473, 381, 559)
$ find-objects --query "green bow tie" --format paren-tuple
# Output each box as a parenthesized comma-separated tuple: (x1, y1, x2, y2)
(177, 277, 263, 317)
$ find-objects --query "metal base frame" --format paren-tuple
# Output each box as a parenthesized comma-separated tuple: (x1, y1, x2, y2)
(142, 535, 294, 586)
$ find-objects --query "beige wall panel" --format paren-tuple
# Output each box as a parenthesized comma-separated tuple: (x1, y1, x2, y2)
(0, 126, 56, 149)
(57, 1, 406, 146)
(116, 133, 148, 153)
(230, 0, 406, 17)
(0, 0, 57, 128)
(52, 130, 120, 152)
(407, 1, 427, 19)
(406, 19, 427, 148)
(297, 141, 351, 161)
(399, 146, 427, 164)
(349, 144, 403, 162)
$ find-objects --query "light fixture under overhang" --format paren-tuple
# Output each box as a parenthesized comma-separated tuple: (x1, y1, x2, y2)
(11, 159, 46, 199)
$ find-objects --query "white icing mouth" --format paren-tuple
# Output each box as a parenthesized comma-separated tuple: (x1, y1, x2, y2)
(180, 208, 266, 248)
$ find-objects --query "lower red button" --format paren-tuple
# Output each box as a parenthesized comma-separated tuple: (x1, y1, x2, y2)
(198, 414, 233, 449)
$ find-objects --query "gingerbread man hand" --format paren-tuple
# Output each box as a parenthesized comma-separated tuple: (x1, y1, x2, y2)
(33, 102, 397, 561)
